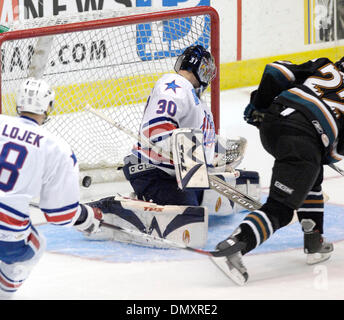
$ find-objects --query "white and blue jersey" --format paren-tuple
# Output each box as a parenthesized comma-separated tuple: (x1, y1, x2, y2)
(132, 73, 216, 175)
(0, 115, 81, 267)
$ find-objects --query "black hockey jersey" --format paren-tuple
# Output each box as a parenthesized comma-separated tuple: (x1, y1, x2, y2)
(250, 58, 344, 164)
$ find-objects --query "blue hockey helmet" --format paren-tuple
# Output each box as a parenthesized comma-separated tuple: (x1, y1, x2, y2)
(174, 45, 216, 93)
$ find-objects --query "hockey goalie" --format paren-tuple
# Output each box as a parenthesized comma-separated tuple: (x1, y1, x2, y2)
(84, 45, 261, 248)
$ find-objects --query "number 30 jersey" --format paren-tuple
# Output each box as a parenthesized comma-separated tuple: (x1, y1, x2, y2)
(132, 73, 216, 175)
(250, 58, 344, 164)
(0, 115, 80, 242)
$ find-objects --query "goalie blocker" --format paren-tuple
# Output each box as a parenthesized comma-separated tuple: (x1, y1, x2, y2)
(172, 128, 209, 190)
(171, 128, 260, 214)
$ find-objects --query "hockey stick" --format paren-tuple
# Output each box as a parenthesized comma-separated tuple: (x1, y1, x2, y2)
(100, 221, 245, 257)
(208, 174, 261, 210)
(84, 105, 262, 212)
(328, 163, 344, 177)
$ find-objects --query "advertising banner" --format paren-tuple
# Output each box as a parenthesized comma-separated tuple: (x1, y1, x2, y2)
(0, 0, 210, 23)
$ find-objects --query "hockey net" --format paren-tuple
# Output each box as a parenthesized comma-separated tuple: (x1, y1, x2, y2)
(0, 6, 220, 183)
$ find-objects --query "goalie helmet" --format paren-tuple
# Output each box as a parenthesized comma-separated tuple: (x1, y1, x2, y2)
(174, 45, 217, 94)
(16, 77, 55, 116)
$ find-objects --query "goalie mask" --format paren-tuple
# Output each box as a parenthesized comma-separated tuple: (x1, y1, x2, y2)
(174, 45, 217, 95)
(16, 78, 55, 121)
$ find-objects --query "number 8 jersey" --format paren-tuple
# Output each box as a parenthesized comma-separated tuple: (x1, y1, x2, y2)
(0, 115, 80, 242)
(132, 73, 216, 175)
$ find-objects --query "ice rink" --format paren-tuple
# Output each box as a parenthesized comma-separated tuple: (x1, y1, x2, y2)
(8, 87, 344, 301)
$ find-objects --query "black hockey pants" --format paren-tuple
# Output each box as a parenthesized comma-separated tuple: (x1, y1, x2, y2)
(259, 102, 324, 211)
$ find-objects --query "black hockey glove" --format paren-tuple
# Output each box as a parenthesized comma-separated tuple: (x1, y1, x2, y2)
(243, 103, 264, 127)
(336, 120, 344, 156)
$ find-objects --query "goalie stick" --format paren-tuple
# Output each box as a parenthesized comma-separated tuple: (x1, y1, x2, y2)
(99, 221, 245, 257)
(208, 174, 261, 210)
(84, 105, 262, 212)
(29, 202, 243, 257)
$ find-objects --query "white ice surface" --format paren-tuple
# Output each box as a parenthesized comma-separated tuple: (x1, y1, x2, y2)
(9, 87, 344, 300)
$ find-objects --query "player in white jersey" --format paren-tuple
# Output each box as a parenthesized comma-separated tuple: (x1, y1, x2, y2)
(131, 64, 216, 176)
(122, 45, 259, 207)
(0, 78, 104, 296)
(122, 45, 216, 206)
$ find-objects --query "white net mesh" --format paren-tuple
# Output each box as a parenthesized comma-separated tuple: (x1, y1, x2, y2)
(0, 8, 216, 172)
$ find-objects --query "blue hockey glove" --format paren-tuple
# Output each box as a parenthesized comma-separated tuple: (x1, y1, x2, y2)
(244, 103, 255, 121)
(243, 103, 264, 127)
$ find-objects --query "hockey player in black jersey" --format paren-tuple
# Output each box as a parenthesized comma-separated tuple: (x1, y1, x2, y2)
(211, 56, 344, 285)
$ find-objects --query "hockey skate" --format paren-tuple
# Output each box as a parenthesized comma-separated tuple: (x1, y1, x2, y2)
(210, 237, 248, 286)
(301, 219, 334, 265)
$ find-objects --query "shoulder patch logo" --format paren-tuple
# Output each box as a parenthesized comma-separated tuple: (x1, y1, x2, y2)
(165, 80, 181, 93)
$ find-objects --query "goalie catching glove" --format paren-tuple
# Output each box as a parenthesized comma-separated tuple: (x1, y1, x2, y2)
(73, 204, 103, 234)
(212, 135, 247, 172)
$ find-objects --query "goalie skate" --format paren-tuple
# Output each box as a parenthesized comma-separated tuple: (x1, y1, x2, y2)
(210, 238, 248, 286)
(301, 219, 334, 265)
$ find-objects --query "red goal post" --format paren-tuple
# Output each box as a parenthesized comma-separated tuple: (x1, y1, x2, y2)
(0, 6, 220, 182)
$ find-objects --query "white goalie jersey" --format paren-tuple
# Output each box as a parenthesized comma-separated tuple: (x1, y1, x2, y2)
(0, 115, 80, 242)
(132, 73, 216, 175)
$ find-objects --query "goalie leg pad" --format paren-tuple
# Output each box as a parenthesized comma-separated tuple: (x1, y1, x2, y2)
(202, 170, 261, 215)
(85, 196, 208, 248)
